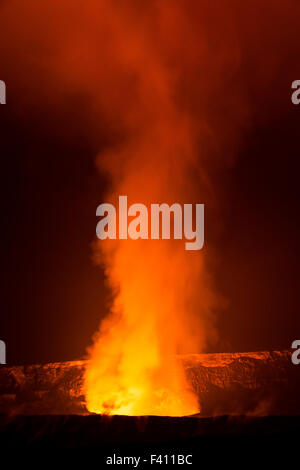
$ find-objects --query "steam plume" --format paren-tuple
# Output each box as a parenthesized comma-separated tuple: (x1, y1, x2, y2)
(1, 0, 299, 414)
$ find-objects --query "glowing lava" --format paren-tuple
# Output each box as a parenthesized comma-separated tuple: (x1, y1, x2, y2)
(84, 241, 202, 416)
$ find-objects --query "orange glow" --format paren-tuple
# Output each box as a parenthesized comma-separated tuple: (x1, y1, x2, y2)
(82, 1, 219, 417)
(84, 241, 202, 416)
(84, 116, 215, 416)
(0, 0, 299, 417)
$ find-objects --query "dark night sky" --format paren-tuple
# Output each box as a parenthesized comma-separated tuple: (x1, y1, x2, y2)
(1, 1, 300, 365)
(0, 96, 110, 364)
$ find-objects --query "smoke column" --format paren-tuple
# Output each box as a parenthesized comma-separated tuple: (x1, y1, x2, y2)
(83, 1, 234, 415)
(1, 0, 300, 414)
